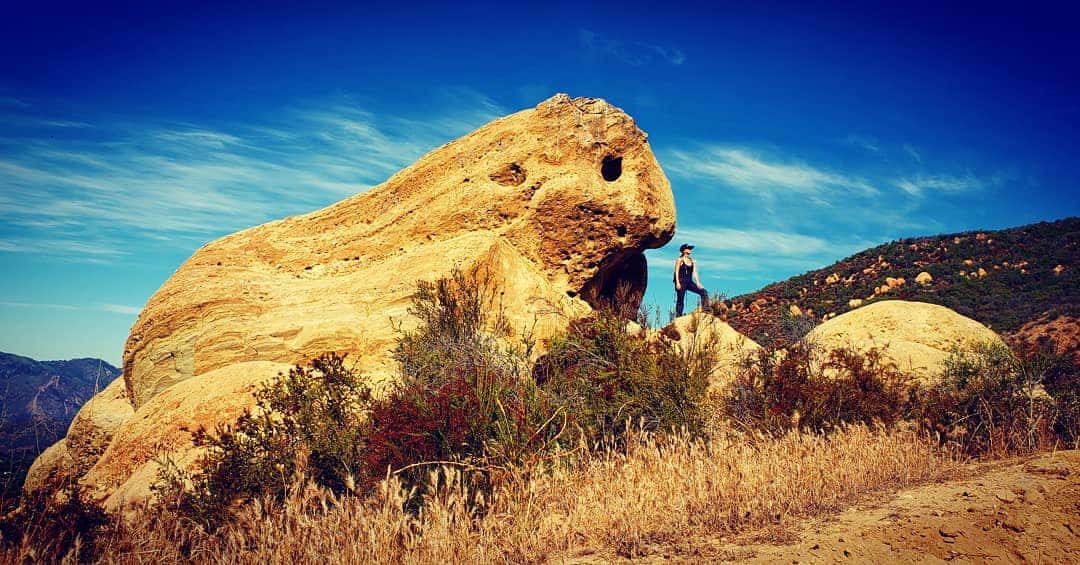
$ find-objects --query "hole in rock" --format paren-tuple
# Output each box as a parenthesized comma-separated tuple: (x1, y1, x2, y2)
(490, 162, 527, 186)
(601, 155, 622, 182)
(578, 252, 647, 317)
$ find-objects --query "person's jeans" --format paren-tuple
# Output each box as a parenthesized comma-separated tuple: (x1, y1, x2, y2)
(676, 282, 709, 316)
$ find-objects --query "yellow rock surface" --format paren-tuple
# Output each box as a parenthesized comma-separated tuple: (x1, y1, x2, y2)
(804, 300, 1005, 384)
(83, 361, 294, 511)
(122, 93, 674, 408)
(23, 375, 132, 494)
(663, 312, 761, 391)
(32, 94, 676, 506)
(22, 440, 73, 494)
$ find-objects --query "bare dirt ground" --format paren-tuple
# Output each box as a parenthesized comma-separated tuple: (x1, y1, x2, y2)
(572, 450, 1080, 564)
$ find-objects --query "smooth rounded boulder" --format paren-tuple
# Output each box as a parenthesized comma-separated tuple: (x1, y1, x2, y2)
(803, 300, 1006, 384)
(662, 312, 761, 391)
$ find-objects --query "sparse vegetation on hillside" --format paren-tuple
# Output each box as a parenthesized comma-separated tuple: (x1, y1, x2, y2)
(721, 217, 1079, 348)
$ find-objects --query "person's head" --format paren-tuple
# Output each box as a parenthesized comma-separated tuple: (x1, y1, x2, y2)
(679, 243, 694, 256)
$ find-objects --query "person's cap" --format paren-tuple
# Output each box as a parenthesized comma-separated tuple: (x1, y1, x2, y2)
(679, 243, 695, 252)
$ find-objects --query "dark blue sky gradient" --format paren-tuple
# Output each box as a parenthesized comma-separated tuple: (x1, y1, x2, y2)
(1, 1, 1078, 362)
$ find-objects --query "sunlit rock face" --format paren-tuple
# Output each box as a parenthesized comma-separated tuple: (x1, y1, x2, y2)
(30, 94, 676, 508)
(804, 300, 1007, 385)
(123, 93, 675, 408)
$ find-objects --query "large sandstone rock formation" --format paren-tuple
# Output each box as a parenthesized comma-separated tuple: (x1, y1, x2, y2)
(29, 94, 676, 509)
(804, 300, 1006, 384)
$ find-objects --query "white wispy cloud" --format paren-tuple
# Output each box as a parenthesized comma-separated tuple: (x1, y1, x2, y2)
(40, 120, 92, 129)
(894, 173, 984, 197)
(0, 89, 506, 263)
(0, 301, 141, 315)
(674, 226, 874, 261)
(676, 227, 834, 256)
(98, 303, 141, 315)
(579, 29, 685, 66)
(664, 145, 878, 198)
(0, 301, 80, 311)
(844, 134, 880, 153)
(902, 144, 922, 163)
(0, 237, 129, 260)
(0, 96, 28, 108)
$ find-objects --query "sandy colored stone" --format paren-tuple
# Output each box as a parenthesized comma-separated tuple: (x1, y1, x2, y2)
(82, 361, 294, 511)
(804, 300, 1006, 384)
(38, 94, 675, 508)
(64, 376, 133, 468)
(662, 312, 761, 391)
(121, 93, 674, 408)
(22, 439, 75, 494)
(915, 271, 933, 285)
(24, 376, 133, 495)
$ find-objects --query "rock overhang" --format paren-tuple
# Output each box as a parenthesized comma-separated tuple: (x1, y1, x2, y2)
(23, 93, 677, 508)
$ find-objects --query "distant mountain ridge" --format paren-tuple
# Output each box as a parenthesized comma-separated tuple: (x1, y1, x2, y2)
(0, 351, 120, 496)
(722, 217, 1079, 349)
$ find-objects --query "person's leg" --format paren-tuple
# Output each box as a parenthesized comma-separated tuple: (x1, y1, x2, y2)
(690, 283, 709, 311)
(675, 287, 687, 316)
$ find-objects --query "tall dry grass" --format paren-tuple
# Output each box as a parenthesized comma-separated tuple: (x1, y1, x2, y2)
(70, 424, 955, 564)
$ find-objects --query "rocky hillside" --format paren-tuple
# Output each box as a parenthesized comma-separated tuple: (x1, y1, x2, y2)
(721, 217, 1079, 350)
(0, 352, 119, 498)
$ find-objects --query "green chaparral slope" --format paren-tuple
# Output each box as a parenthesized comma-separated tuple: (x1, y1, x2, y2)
(722, 217, 1079, 349)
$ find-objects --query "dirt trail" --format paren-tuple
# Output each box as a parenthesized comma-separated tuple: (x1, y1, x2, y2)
(732, 450, 1080, 564)
(577, 450, 1080, 563)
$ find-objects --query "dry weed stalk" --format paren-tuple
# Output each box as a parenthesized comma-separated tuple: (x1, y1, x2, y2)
(84, 425, 954, 563)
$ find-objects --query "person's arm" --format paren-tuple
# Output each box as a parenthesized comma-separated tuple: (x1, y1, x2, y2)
(674, 259, 681, 290)
(692, 260, 702, 287)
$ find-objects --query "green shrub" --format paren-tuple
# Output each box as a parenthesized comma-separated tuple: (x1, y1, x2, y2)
(725, 344, 910, 434)
(914, 342, 1058, 457)
(155, 353, 373, 530)
(395, 268, 521, 387)
(535, 306, 714, 445)
(367, 268, 562, 502)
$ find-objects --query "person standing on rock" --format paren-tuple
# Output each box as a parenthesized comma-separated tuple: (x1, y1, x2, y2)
(674, 243, 709, 316)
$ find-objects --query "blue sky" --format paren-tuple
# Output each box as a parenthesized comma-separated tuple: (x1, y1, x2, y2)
(1, 1, 1078, 364)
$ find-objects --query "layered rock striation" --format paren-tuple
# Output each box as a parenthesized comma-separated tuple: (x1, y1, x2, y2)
(123, 94, 674, 408)
(28, 94, 677, 508)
